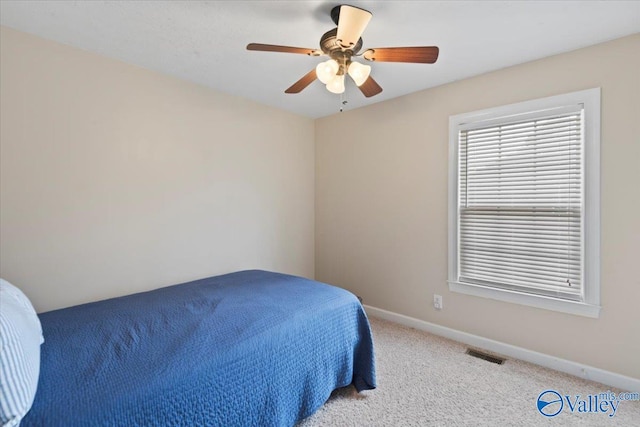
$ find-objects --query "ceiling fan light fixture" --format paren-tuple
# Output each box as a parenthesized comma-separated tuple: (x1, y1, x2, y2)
(316, 59, 340, 84)
(247, 4, 439, 101)
(347, 61, 371, 86)
(326, 74, 345, 94)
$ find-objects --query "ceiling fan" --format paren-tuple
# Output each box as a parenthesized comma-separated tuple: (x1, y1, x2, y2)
(247, 4, 439, 98)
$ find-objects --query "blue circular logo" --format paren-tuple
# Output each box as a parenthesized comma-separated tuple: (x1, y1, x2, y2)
(537, 390, 563, 417)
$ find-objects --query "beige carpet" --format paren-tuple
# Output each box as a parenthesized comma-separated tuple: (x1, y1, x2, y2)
(299, 317, 640, 426)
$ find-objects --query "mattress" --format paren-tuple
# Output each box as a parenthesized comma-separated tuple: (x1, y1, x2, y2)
(23, 270, 376, 426)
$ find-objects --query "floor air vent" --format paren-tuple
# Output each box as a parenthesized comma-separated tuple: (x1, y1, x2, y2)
(465, 348, 505, 365)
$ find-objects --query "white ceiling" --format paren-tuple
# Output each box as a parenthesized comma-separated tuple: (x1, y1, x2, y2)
(1, 1, 639, 118)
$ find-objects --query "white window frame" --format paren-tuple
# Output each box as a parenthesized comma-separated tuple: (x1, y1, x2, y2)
(448, 88, 601, 318)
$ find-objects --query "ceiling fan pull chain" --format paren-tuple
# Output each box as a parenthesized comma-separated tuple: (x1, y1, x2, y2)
(339, 92, 348, 112)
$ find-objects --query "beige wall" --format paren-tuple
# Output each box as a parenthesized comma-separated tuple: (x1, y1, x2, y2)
(0, 27, 315, 312)
(316, 34, 640, 379)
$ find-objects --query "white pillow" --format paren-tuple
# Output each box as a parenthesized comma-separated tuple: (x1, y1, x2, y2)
(0, 279, 44, 426)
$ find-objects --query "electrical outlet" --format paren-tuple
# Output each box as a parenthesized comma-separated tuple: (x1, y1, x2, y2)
(433, 294, 443, 310)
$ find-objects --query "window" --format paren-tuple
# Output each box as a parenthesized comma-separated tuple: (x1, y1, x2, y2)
(448, 88, 600, 318)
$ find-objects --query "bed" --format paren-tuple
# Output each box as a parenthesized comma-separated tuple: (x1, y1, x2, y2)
(19, 270, 376, 426)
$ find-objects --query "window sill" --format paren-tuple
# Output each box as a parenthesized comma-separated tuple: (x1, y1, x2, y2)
(448, 281, 601, 318)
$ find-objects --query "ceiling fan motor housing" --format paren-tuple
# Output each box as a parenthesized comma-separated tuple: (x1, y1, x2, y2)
(320, 28, 362, 74)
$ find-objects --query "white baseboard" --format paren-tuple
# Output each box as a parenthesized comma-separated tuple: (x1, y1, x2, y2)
(363, 304, 640, 392)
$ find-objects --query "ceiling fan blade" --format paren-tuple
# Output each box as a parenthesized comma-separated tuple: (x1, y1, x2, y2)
(363, 47, 439, 63)
(336, 5, 372, 49)
(247, 43, 321, 56)
(285, 69, 317, 94)
(358, 75, 383, 98)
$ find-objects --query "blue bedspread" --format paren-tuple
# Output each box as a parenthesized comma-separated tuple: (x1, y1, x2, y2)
(23, 270, 376, 426)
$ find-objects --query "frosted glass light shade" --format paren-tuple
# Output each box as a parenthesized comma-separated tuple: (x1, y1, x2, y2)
(326, 75, 345, 94)
(347, 61, 371, 86)
(336, 5, 372, 48)
(316, 59, 339, 84)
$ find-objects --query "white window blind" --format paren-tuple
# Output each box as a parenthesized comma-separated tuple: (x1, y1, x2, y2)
(458, 107, 583, 301)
